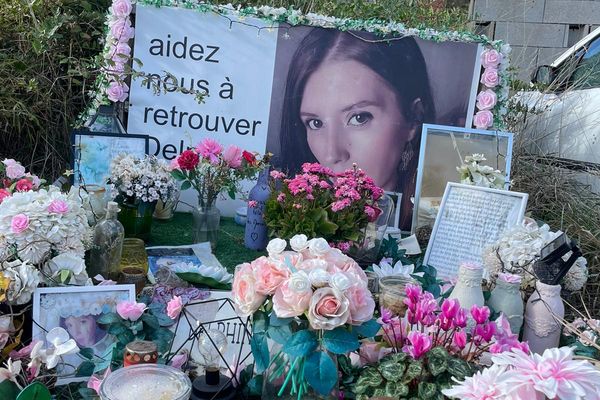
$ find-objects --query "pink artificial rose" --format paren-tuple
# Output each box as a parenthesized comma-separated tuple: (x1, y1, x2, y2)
(480, 67, 499, 88)
(252, 256, 290, 295)
(110, 42, 132, 63)
(109, 18, 134, 40)
(11, 214, 29, 234)
(270, 251, 304, 270)
(232, 263, 266, 316)
(0, 189, 10, 204)
(481, 49, 503, 69)
(116, 301, 146, 321)
(346, 285, 376, 325)
(473, 110, 494, 129)
(3, 159, 25, 180)
(166, 295, 183, 319)
(106, 81, 129, 103)
(308, 287, 350, 330)
(476, 89, 497, 111)
(223, 145, 243, 168)
(272, 278, 312, 318)
(15, 178, 33, 192)
(111, 0, 133, 17)
(48, 199, 69, 214)
(297, 258, 328, 272)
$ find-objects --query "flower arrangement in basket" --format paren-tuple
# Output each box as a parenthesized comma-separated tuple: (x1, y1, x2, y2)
(232, 236, 380, 398)
(170, 138, 269, 208)
(353, 283, 528, 399)
(265, 163, 385, 255)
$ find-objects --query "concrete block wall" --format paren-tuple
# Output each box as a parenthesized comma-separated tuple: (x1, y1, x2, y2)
(470, 0, 600, 81)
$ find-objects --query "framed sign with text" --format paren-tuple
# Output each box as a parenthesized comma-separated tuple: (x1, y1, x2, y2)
(424, 183, 528, 281)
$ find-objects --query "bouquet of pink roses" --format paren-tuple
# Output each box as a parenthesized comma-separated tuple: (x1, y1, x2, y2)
(0, 158, 43, 203)
(232, 236, 380, 398)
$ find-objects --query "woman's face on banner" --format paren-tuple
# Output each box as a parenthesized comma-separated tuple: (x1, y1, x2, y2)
(300, 59, 414, 190)
(64, 315, 97, 347)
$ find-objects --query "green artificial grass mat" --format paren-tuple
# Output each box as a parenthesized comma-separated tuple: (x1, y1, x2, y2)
(148, 212, 265, 272)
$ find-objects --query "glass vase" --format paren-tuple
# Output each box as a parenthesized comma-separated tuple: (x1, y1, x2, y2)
(153, 189, 180, 221)
(119, 238, 149, 295)
(118, 201, 156, 242)
(192, 205, 220, 250)
(349, 194, 394, 267)
(262, 340, 338, 400)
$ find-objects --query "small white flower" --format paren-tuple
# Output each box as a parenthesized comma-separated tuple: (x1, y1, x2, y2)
(290, 234, 309, 252)
(308, 268, 330, 288)
(288, 271, 312, 294)
(308, 238, 330, 257)
(0, 359, 22, 386)
(266, 238, 287, 257)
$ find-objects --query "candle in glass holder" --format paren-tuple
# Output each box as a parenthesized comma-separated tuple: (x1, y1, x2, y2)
(378, 276, 418, 316)
(124, 341, 158, 367)
(119, 238, 148, 294)
(100, 364, 191, 400)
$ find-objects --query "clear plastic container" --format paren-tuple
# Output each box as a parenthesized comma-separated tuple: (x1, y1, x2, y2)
(99, 364, 192, 400)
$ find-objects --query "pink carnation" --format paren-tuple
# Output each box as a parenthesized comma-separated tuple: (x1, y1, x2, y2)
(48, 199, 69, 214)
(223, 145, 242, 168)
(196, 138, 223, 164)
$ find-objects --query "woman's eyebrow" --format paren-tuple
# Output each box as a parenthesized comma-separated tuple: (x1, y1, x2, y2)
(341, 100, 379, 112)
(299, 111, 320, 118)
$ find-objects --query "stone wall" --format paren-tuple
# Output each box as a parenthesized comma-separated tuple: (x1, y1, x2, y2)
(470, 0, 600, 81)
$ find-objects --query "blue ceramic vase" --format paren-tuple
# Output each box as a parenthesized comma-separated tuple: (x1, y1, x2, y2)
(244, 167, 270, 250)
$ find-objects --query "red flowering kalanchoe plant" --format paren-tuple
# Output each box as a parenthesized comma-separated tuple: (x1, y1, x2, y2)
(0, 159, 43, 204)
(264, 163, 384, 252)
(170, 138, 269, 207)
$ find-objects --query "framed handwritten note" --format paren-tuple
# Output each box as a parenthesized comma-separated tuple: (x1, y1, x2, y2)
(424, 183, 528, 281)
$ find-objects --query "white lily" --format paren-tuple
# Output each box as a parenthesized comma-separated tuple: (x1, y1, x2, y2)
(371, 259, 422, 279)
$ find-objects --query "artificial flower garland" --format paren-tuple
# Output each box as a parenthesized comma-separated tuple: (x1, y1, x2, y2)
(79, 0, 511, 130)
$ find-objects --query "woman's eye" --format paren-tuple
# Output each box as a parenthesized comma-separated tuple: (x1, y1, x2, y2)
(347, 112, 373, 126)
(305, 119, 323, 130)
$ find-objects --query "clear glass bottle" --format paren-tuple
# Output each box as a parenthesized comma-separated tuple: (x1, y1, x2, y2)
(87, 201, 124, 281)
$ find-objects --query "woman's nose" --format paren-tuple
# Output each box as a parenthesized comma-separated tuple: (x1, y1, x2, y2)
(321, 126, 349, 166)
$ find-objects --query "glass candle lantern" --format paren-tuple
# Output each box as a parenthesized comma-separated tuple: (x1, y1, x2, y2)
(119, 238, 148, 294)
(379, 276, 418, 316)
(99, 364, 191, 400)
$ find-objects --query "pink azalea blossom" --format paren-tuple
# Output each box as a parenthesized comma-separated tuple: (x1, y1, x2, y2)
(166, 295, 183, 319)
(48, 199, 69, 214)
(116, 301, 146, 321)
(196, 138, 223, 164)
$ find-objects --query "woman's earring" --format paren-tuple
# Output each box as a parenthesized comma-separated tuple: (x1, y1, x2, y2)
(401, 141, 414, 171)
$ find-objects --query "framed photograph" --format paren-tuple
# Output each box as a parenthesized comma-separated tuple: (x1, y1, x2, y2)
(71, 129, 149, 186)
(32, 285, 136, 384)
(424, 183, 528, 281)
(412, 124, 514, 233)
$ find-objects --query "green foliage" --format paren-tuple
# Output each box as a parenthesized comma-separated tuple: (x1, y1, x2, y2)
(0, 0, 111, 179)
(353, 346, 475, 400)
(0, 380, 20, 400)
(175, 272, 231, 290)
(16, 382, 51, 400)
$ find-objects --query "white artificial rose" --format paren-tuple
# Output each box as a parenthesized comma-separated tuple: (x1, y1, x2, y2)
(330, 272, 352, 292)
(308, 238, 330, 257)
(290, 234, 309, 252)
(308, 268, 330, 288)
(308, 287, 350, 330)
(266, 238, 287, 256)
(288, 271, 312, 294)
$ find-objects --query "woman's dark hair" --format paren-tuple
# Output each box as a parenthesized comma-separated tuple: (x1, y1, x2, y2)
(279, 28, 435, 228)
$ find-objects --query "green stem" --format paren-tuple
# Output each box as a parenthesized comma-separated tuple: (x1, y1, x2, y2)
(278, 357, 299, 397)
